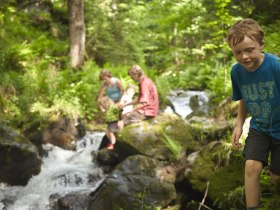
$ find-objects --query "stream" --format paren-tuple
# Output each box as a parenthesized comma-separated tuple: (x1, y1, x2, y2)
(0, 132, 105, 210)
(0, 90, 209, 210)
(165, 90, 209, 119)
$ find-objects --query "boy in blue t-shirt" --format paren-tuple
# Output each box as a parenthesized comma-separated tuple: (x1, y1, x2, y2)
(228, 18, 280, 210)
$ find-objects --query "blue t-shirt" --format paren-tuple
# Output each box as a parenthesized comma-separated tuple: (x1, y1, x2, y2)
(105, 78, 122, 102)
(231, 53, 280, 140)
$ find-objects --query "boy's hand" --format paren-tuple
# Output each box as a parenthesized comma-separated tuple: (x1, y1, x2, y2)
(231, 127, 242, 148)
(121, 111, 131, 118)
(119, 103, 127, 109)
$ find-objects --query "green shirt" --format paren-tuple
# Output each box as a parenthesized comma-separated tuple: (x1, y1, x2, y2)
(105, 105, 120, 123)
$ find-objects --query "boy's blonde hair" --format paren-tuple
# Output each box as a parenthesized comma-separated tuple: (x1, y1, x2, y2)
(99, 96, 114, 110)
(227, 18, 264, 47)
(128, 65, 144, 77)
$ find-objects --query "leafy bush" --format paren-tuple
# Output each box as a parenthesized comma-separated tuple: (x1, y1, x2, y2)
(214, 186, 246, 210)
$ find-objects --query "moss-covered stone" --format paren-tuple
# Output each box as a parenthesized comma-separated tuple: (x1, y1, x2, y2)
(117, 113, 198, 161)
(0, 122, 41, 185)
(185, 141, 244, 202)
(89, 155, 176, 210)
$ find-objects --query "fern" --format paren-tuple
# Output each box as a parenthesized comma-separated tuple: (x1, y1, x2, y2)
(162, 133, 182, 159)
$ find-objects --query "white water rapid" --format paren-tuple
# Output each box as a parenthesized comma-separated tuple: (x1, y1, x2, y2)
(165, 90, 209, 119)
(0, 131, 106, 210)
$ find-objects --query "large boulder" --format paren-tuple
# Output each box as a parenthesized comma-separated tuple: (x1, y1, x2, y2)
(117, 112, 198, 161)
(89, 155, 176, 210)
(184, 141, 244, 203)
(48, 190, 93, 210)
(24, 117, 86, 154)
(94, 136, 140, 170)
(189, 116, 235, 145)
(0, 123, 41, 185)
(92, 112, 245, 209)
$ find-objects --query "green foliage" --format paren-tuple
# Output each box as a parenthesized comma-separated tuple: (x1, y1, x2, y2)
(115, 190, 161, 210)
(104, 105, 120, 123)
(1, 1, 280, 209)
(207, 63, 232, 104)
(131, 190, 161, 210)
(261, 196, 280, 210)
(154, 76, 171, 107)
(258, 168, 280, 210)
(263, 20, 280, 57)
(1, 0, 280, 130)
(185, 200, 202, 210)
(214, 186, 246, 210)
(85, 0, 145, 66)
(161, 133, 182, 160)
(28, 60, 102, 121)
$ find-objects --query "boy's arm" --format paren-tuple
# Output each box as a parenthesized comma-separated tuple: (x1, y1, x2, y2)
(116, 79, 124, 95)
(121, 98, 137, 108)
(231, 99, 247, 148)
(98, 103, 106, 112)
(97, 83, 105, 101)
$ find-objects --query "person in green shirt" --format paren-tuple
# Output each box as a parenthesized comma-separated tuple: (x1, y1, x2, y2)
(99, 96, 120, 150)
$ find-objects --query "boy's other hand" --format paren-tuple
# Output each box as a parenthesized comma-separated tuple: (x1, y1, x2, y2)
(231, 127, 242, 148)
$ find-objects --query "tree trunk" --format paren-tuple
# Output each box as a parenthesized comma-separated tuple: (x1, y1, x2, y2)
(68, 0, 85, 69)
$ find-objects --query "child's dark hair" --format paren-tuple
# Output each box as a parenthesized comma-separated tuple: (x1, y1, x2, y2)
(227, 18, 264, 47)
(99, 69, 112, 80)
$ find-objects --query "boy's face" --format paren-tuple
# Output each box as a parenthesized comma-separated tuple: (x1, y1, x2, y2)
(101, 75, 110, 83)
(230, 36, 264, 72)
(128, 71, 140, 82)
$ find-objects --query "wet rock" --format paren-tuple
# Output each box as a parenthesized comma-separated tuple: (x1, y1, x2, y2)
(24, 117, 86, 153)
(89, 155, 176, 210)
(0, 122, 41, 185)
(48, 191, 91, 210)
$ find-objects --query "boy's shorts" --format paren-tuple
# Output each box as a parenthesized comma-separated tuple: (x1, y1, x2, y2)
(108, 122, 118, 133)
(122, 111, 151, 126)
(243, 128, 280, 175)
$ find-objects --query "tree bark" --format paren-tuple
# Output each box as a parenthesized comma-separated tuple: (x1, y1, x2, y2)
(68, 0, 85, 69)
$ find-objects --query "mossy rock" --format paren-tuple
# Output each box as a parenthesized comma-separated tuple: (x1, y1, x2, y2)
(89, 155, 176, 210)
(185, 141, 244, 202)
(0, 122, 41, 185)
(189, 117, 235, 144)
(117, 113, 198, 161)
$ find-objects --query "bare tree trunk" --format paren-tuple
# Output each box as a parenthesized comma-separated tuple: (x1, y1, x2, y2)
(68, 0, 85, 69)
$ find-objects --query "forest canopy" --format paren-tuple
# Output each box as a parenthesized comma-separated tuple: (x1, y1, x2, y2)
(0, 0, 280, 128)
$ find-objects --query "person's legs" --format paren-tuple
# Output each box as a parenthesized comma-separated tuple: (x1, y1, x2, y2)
(270, 138, 280, 184)
(106, 122, 118, 149)
(117, 120, 124, 130)
(242, 129, 271, 209)
(105, 130, 115, 149)
(118, 111, 148, 130)
(244, 160, 263, 208)
(108, 131, 116, 144)
(270, 171, 279, 184)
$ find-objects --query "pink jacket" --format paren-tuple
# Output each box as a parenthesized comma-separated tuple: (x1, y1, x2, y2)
(137, 76, 159, 117)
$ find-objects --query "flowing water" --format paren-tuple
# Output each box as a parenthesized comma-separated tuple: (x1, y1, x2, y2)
(0, 132, 106, 210)
(0, 90, 209, 210)
(165, 90, 209, 119)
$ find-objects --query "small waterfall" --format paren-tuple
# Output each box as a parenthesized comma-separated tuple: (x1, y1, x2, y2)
(165, 90, 209, 119)
(0, 131, 106, 210)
